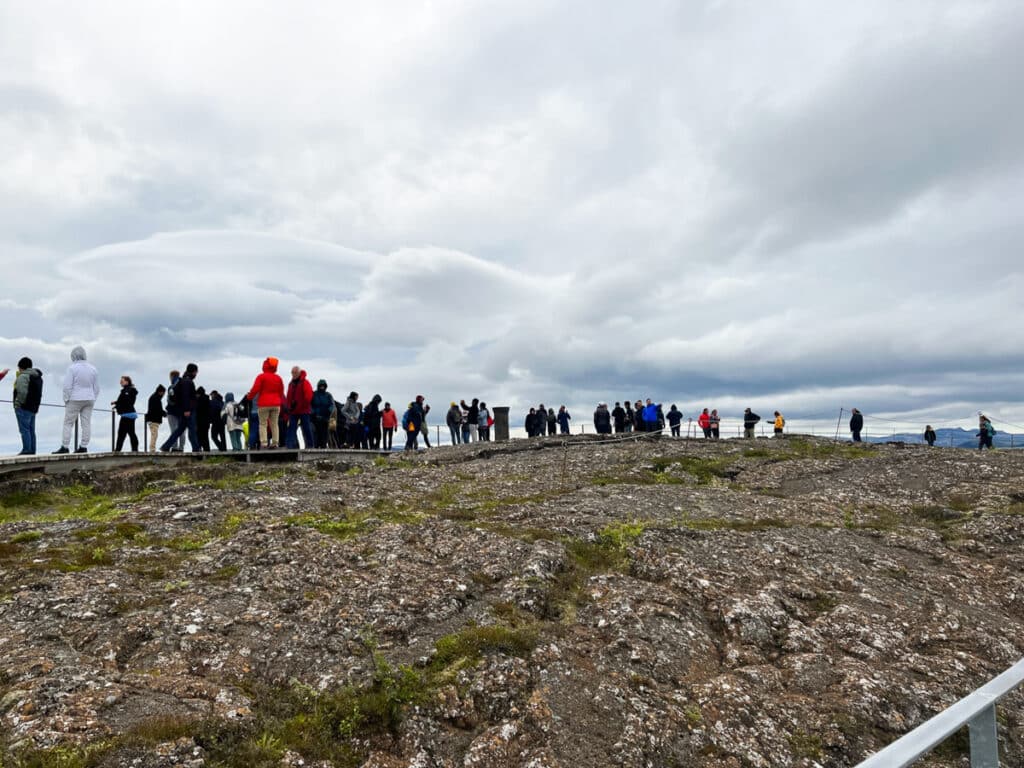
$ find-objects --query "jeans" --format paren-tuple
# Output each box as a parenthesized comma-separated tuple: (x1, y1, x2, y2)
(161, 411, 198, 451)
(61, 400, 94, 448)
(478, 426, 490, 441)
(461, 424, 471, 443)
(15, 408, 36, 454)
(449, 425, 461, 445)
(229, 430, 243, 450)
(383, 427, 394, 450)
(166, 414, 186, 450)
(115, 416, 139, 451)
(248, 414, 260, 448)
(312, 417, 330, 448)
(287, 413, 313, 448)
(405, 427, 419, 450)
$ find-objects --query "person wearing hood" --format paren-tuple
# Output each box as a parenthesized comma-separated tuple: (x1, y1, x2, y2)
(160, 363, 199, 452)
(849, 408, 864, 443)
(286, 366, 315, 449)
(622, 401, 634, 433)
(54, 346, 100, 454)
(209, 390, 226, 450)
(246, 357, 285, 449)
(404, 396, 426, 451)
(364, 394, 383, 450)
(222, 393, 246, 451)
(446, 402, 462, 445)
(145, 384, 166, 452)
(593, 403, 612, 435)
(477, 402, 491, 441)
(667, 405, 683, 437)
(13, 357, 43, 455)
(310, 380, 335, 449)
(164, 370, 186, 451)
(111, 375, 140, 452)
(557, 406, 571, 435)
(340, 391, 362, 449)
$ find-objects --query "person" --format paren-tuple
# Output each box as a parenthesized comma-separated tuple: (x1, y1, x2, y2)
(612, 402, 626, 434)
(557, 406, 571, 435)
(849, 408, 864, 443)
(195, 387, 212, 451)
(160, 363, 199, 452)
(545, 407, 555, 436)
(13, 357, 42, 455)
(633, 400, 645, 432)
(461, 399, 479, 443)
(623, 401, 634, 433)
(924, 425, 937, 447)
(698, 408, 711, 439)
(209, 390, 227, 451)
(112, 375, 140, 452)
(446, 402, 462, 445)
(247, 394, 261, 449)
(773, 411, 785, 438)
(165, 370, 186, 451)
(593, 402, 612, 435)
(340, 392, 362, 449)
(525, 408, 538, 437)
(404, 396, 426, 451)
(223, 393, 246, 451)
(311, 380, 335, 449)
(667, 405, 682, 437)
(478, 402, 491, 441)
(743, 408, 760, 439)
(364, 394, 383, 450)
(286, 367, 314, 449)
(420, 400, 432, 448)
(54, 346, 100, 454)
(145, 385, 166, 452)
(381, 401, 398, 451)
(536, 404, 547, 438)
(642, 399, 661, 432)
(246, 357, 285, 449)
(977, 415, 995, 450)
(709, 409, 721, 439)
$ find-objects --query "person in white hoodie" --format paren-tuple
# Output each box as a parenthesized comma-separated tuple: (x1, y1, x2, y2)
(54, 346, 100, 454)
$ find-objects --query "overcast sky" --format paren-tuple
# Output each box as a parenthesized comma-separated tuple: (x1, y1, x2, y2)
(2, 0, 1023, 452)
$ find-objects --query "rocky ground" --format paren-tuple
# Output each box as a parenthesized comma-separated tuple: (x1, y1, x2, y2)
(1, 435, 1023, 768)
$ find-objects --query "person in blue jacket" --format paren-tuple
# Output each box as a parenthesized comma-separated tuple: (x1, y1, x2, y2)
(557, 406, 571, 435)
(642, 399, 661, 432)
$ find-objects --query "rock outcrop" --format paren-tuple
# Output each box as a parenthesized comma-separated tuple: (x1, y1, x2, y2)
(1, 436, 1022, 767)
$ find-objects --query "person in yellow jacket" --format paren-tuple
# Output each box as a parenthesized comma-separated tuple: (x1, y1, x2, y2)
(773, 411, 785, 437)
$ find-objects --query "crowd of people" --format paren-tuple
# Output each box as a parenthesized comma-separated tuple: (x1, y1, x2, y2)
(0, 347, 1006, 456)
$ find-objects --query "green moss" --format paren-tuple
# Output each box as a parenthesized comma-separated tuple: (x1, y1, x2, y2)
(286, 513, 367, 540)
(432, 624, 538, 670)
(843, 504, 898, 532)
(676, 516, 790, 532)
(0, 484, 122, 525)
(9, 530, 43, 544)
(789, 729, 824, 760)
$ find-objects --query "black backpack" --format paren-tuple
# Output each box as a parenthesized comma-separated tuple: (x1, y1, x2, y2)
(234, 402, 248, 423)
(23, 371, 43, 413)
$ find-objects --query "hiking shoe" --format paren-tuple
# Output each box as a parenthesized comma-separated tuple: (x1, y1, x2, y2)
(52, 447, 70, 455)
(75, 447, 88, 454)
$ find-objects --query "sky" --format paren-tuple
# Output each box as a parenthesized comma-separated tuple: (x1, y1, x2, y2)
(2, 0, 1023, 452)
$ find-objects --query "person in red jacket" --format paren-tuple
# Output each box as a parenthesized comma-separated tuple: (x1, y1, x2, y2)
(286, 366, 315, 449)
(381, 401, 398, 451)
(246, 357, 285, 448)
(698, 408, 711, 439)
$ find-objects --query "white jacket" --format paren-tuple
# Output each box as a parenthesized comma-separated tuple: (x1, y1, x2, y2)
(62, 347, 100, 403)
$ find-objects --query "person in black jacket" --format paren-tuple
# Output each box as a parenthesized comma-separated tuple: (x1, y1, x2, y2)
(364, 394, 383, 450)
(195, 387, 212, 451)
(593, 403, 612, 435)
(849, 409, 864, 442)
(924, 425, 937, 447)
(160, 363, 199, 451)
(145, 385, 166, 452)
(112, 376, 140, 452)
(743, 408, 760, 439)
(623, 402, 634, 433)
(612, 402, 626, 433)
(209, 390, 226, 451)
(525, 408, 538, 437)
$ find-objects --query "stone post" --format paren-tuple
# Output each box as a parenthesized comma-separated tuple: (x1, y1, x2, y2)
(493, 406, 510, 442)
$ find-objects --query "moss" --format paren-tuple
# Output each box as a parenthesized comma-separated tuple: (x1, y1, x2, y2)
(684, 705, 703, 727)
(676, 516, 790, 532)
(286, 513, 367, 540)
(431, 624, 538, 670)
(0, 484, 123, 525)
(9, 530, 43, 544)
(1005, 502, 1024, 515)
(843, 504, 898, 532)
(789, 729, 824, 760)
(946, 493, 975, 512)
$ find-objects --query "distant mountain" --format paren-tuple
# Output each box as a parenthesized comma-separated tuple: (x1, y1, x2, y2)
(864, 427, 1023, 449)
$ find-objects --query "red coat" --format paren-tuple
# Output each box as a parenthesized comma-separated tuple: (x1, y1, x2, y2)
(287, 371, 313, 415)
(246, 358, 285, 408)
(381, 408, 398, 429)
(698, 412, 711, 429)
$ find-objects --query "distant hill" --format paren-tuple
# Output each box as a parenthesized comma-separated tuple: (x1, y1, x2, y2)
(864, 426, 1023, 449)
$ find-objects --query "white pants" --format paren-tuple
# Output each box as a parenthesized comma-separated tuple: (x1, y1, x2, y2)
(62, 400, 95, 448)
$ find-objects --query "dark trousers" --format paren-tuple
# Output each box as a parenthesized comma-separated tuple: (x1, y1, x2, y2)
(671, 425, 681, 437)
(197, 422, 211, 451)
(211, 423, 226, 451)
(478, 426, 490, 441)
(287, 414, 314, 448)
(852, 431, 862, 442)
(405, 427, 419, 450)
(313, 417, 329, 448)
(161, 412, 198, 451)
(702, 428, 712, 438)
(347, 423, 362, 448)
(368, 425, 382, 450)
(115, 417, 139, 451)
(248, 414, 260, 448)
(383, 427, 394, 450)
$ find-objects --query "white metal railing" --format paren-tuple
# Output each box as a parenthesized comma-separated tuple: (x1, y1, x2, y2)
(856, 658, 1024, 767)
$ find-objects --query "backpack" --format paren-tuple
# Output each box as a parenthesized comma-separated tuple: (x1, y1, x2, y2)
(401, 410, 411, 430)
(166, 381, 177, 408)
(23, 371, 43, 413)
(233, 402, 248, 423)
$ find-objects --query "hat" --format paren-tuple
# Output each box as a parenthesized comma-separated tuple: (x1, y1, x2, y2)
(451, 401, 457, 406)
(416, 395, 424, 402)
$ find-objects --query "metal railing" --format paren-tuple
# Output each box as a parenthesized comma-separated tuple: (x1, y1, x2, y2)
(0, 398, 117, 452)
(856, 658, 1024, 767)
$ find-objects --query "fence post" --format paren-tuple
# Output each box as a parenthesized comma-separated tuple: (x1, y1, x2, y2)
(111, 411, 116, 452)
(968, 703, 999, 767)
(834, 408, 844, 443)
(74, 419, 79, 452)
